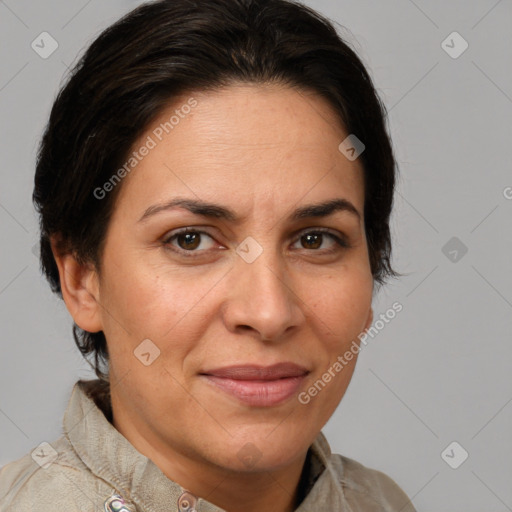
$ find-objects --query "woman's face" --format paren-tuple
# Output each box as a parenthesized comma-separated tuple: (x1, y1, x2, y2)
(83, 84, 374, 473)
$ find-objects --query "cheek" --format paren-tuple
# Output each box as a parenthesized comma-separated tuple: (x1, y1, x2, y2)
(307, 271, 372, 345)
(99, 255, 223, 371)
(101, 257, 197, 335)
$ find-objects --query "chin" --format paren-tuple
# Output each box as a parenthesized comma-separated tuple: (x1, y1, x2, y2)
(215, 448, 300, 474)
(203, 429, 310, 473)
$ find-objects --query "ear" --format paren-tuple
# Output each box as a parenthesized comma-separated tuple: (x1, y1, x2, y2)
(363, 306, 373, 333)
(50, 236, 103, 333)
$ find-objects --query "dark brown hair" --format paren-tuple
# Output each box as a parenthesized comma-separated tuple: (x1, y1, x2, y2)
(33, 0, 399, 381)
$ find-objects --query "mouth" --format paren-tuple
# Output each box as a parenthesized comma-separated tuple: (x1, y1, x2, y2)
(200, 363, 310, 407)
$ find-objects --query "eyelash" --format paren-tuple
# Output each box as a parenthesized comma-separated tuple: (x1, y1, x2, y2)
(162, 227, 351, 258)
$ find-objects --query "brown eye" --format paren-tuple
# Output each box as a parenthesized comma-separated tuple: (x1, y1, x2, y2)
(293, 229, 349, 253)
(163, 229, 217, 256)
(301, 233, 324, 250)
(176, 232, 201, 250)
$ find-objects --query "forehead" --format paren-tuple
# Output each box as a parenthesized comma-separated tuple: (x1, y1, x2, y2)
(112, 83, 365, 219)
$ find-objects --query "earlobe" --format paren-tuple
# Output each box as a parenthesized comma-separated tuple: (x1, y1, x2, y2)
(50, 237, 103, 333)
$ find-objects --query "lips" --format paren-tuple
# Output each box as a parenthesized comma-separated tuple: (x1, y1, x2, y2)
(200, 363, 309, 407)
(203, 362, 309, 380)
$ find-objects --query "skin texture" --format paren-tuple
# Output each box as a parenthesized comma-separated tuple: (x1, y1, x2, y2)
(52, 83, 374, 512)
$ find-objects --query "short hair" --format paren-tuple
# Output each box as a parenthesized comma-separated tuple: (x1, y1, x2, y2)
(33, 0, 399, 381)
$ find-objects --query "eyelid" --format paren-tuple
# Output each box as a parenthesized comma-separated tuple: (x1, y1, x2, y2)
(162, 226, 212, 242)
(292, 226, 351, 249)
(162, 225, 350, 257)
(162, 227, 217, 247)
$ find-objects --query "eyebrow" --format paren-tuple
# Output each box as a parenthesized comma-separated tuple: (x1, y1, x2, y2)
(138, 197, 361, 223)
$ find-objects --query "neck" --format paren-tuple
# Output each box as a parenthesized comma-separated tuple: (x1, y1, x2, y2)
(185, 458, 307, 512)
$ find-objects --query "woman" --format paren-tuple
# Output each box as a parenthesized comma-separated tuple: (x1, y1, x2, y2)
(0, 0, 416, 510)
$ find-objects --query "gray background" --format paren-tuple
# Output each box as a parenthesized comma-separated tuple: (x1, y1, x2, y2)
(1, 0, 511, 510)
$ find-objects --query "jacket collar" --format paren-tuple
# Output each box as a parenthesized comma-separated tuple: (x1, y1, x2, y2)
(63, 379, 334, 512)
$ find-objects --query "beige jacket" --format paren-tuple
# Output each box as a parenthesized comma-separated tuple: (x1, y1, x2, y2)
(0, 380, 416, 511)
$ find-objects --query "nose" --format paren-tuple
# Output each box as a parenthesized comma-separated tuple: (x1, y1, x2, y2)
(221, 246, 305, 342)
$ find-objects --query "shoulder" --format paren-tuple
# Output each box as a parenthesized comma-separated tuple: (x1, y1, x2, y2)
(0, 435, 111, 512)
(334, 453, 417, 512)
